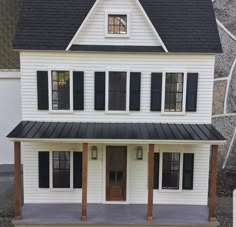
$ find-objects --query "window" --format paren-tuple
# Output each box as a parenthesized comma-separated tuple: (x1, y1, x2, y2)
(105, 11, 130, 37)
(162, 153, 180, 190)
(164, 73, 184, 112)
(108, 14, 127, 34)
(108, 71, 128, 111)
(51, 71, 70, 110)
(53, 151, 70, 188)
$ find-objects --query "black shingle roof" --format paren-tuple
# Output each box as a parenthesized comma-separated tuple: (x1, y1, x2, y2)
(13, 0, 222, 53)
(13, 0, 96, 50)
(7, 121, 225, 143)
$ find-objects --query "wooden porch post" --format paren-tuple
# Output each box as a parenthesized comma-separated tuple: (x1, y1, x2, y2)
(147, 144, 154, 221)
(14, 142, 22, 220)
(81, 143, 88, 221)
(209, 145, 218, 222)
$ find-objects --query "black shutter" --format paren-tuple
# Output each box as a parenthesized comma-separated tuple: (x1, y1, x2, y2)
(151, 73, 162, 111)
(154, 153, 160, 189)
(37, 71, 49, 110)
(183, 153, 194, 190)
(73, 152, 83, 188)
(73, 71, 84, 110)
(130, 72, 141, 111)
(186, 73, 198, 112)
(95, 72, 105, 110)
(38, 152, 49, 188)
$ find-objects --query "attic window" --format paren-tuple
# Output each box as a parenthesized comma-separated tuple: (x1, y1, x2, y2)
(108, 15, 127, 34)
(105, 11, 130, 37)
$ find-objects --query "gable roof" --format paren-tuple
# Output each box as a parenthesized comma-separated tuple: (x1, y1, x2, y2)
(13, 0, 222, 53)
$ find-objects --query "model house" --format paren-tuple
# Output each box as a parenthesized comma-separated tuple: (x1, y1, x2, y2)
(8, 0, 225, 226)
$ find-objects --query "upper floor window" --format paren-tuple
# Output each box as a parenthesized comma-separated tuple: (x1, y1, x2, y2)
(107, 71, 128, 112)
(51, 71, 70, 110)
(164, 73, 184, 112)
(105, 11, 130, 37)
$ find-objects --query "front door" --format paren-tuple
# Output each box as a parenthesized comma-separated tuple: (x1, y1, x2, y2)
(106, 146, 127, 201)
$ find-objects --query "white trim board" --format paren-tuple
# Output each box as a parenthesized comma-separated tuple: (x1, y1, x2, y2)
(0, 71, 20, 79)
(9, 138, 226, 145)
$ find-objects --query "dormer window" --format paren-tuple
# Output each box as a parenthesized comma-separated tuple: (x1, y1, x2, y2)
(105, 11, 130, 37)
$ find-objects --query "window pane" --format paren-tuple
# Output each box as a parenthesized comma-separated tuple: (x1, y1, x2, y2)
(51, 71, 70, 110)
(162, 153, 180, 189)
(165, 73, 184, 112)
(108, 15, 127, 34)
(53, 151, 70, 188)
(109, 72, 127, 111)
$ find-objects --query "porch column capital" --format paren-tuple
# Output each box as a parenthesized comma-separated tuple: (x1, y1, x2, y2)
(14, 141, 22, 220)
(147, 144, 154, 221)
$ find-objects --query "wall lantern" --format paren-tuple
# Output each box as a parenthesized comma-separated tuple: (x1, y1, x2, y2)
(91, 146, 98, 160)
(136, 146, 143, 160)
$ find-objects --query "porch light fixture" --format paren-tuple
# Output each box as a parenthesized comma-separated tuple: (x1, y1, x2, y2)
(91, 146, 98, 160)
(136, 146, 143, 160)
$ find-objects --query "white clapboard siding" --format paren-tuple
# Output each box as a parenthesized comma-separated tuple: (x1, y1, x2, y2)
(20, 52, 215, 123)
(23, 142, 210, 205)
(73, 0, 161, 46)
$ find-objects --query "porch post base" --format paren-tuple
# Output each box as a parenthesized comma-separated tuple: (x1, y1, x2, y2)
(15, 216, 22, 220)
(209, 217, 217, 222)
(81, 216, 87, 221)
(147, 216, 153, 221)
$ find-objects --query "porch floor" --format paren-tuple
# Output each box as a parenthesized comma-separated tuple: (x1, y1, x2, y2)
(14, 204, 218, 226)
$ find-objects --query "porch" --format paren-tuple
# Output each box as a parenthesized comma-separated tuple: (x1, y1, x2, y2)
(7, 121, 226, 226)
(14, 203, 217, 227)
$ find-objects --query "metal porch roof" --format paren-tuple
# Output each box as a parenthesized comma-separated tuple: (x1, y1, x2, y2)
(7, 121, 225, 144)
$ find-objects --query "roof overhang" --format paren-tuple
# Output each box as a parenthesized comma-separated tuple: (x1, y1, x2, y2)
(7, 121, 226, 145)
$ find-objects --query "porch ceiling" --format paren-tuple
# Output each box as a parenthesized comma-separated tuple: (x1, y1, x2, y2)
(7, 121, 225, 145)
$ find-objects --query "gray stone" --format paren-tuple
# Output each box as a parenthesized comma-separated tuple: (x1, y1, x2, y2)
(212, 116, 236, 170)
(0, 218, 13, 227)
(226, 65, 236, 113)
(213, 80, 227, 115)
(215, 27, 236, 78)
(214, 0, 236, 38)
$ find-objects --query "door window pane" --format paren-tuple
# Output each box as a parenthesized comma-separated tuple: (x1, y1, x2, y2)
(53, 151, 70, 188)
(109, 72, 127, 111)
(165, 73, 184, 112)
(162, 153, 180, 189)
(51, 71, 70, 110)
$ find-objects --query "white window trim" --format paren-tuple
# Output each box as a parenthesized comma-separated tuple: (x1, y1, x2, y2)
(105, 70, 130, 114)
(48, 69, 73, 113)
(158, 151, 183, 192)
(161, 72, 187, 116)
(49, 151, 81, 192)
(105, 10, 131, 38)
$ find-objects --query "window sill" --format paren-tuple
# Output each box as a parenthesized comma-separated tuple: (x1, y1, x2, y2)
(160, 112, 186, 116)
(105, 34, 130, 38)
(49, 110, 74, 114)
(154, 189, 183, 193)
(49, 188, 75, 192)
(105, 110, 129, 115)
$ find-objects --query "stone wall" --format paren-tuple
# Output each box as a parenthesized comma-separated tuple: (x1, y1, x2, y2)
(213, 0, 236, 173)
